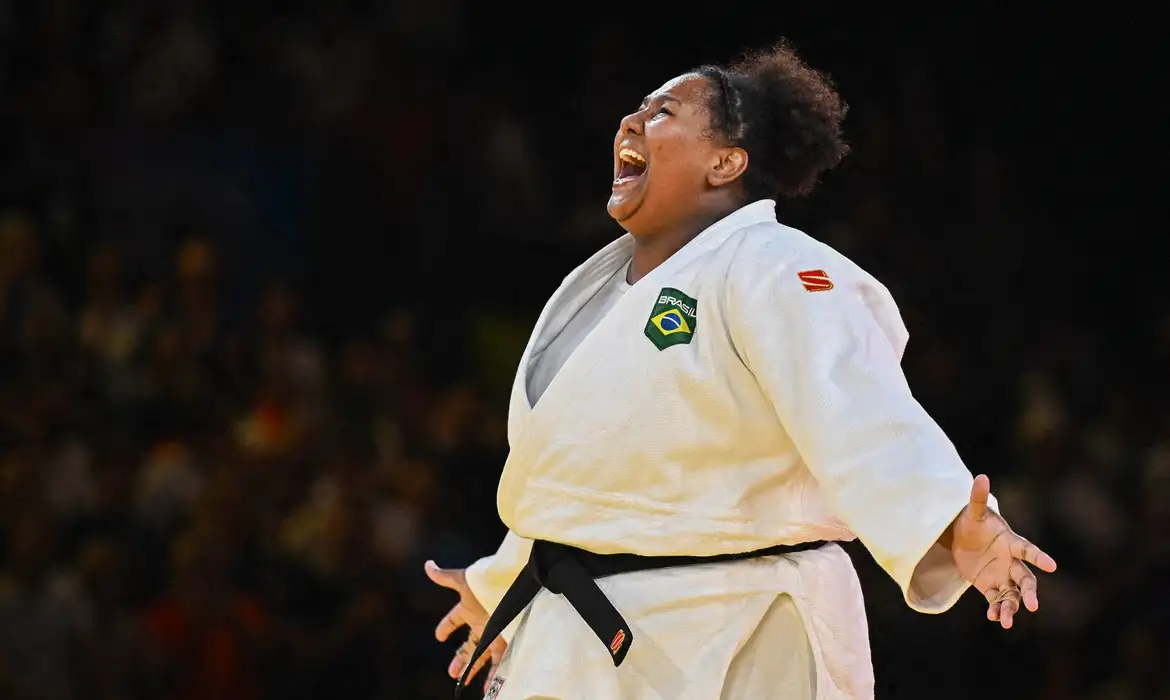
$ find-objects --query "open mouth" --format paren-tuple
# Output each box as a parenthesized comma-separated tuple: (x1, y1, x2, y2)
(615, 147, 647, 184)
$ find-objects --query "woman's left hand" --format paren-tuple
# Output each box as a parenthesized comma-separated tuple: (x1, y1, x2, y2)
(946, 474, 1058, 629)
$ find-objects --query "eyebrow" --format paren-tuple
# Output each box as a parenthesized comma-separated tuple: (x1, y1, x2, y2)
(639, 94, 682, 108)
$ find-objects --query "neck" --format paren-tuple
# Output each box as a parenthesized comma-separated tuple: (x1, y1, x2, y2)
(627, 203, 741, 284)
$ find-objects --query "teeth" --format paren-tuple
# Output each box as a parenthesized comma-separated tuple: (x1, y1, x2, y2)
(619, 148, 646, 166)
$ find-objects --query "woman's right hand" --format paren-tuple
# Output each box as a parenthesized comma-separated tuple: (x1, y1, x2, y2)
(425, 560, 508, 688)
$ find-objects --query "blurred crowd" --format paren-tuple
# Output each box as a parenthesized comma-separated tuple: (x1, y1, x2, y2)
(1, 1, 1167, 699)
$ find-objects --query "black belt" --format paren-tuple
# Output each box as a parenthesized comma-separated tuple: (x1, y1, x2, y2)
(455, 538, 828, 697)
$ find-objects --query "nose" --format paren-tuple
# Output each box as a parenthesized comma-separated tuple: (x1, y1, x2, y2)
(618, 109, 644, 136)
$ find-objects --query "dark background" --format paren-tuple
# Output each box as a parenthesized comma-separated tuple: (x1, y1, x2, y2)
(0, 1, 1165, 699)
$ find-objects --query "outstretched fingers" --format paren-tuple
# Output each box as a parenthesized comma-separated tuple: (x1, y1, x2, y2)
(1009, 536, 1058, 573)
(436, 603, 467, 642)
(983, 587, 1002, 621)
(1010, 559, 1039, 612)
(966, 474, 992, 520)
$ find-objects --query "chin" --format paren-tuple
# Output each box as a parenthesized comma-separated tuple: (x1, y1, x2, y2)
(607, 197, 645, 233)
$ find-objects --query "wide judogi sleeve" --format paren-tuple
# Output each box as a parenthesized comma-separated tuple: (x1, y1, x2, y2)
(464, 530, 532, 640)
(728, 255, 997, 613)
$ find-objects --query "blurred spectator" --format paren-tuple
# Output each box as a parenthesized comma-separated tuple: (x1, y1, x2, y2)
(142, 527, 271, 700)
(0, 513, 89, 700)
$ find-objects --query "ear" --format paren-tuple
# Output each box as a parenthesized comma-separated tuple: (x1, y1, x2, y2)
(707, 147, 749, 187)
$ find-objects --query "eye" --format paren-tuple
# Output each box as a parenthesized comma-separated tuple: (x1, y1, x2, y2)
(656, 106, 673, 117)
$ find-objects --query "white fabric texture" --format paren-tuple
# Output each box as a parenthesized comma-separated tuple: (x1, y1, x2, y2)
(488, 546, 850, 700)
(463, 199, 1002, 698)
(526, 262, 629, 405)
(720, 593, 815, 700)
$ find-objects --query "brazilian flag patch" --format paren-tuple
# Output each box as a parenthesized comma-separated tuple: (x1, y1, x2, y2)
(644, 287, 698, 350)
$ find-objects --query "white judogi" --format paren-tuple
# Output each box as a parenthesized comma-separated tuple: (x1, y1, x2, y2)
(465, 200, 998, 700)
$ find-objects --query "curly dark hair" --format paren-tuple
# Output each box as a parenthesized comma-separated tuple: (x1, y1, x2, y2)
(695, 41, 849, 200)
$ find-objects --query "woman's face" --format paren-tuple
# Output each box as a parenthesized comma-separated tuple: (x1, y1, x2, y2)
(606, 73, 745, 236)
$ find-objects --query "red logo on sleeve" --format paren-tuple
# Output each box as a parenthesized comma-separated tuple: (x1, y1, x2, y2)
(798, 269, 834, 292)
